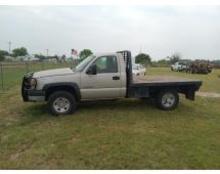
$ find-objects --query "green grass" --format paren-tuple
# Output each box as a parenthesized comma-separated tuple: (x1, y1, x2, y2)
(0, 62, 72, 91)
(0, 87, 220, 169)
(147, 67, 220, 93)
(1, 65, 220, 93)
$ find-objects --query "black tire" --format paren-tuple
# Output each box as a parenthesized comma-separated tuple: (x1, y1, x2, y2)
(48, 91, 77, 116)
(156, 90, 179, 110)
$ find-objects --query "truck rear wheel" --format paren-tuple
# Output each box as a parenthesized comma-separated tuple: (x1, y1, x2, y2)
(48, 91, 77, 116)
(156, 90, 179, 110)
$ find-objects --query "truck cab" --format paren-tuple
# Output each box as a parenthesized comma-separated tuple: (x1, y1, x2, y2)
(22, 51, 202, 115)
(79, 53, 126, 99)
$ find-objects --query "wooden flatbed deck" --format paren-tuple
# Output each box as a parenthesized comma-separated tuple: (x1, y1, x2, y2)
(132, 75, 202, 87)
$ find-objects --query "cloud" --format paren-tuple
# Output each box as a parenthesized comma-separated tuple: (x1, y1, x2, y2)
(0, 6, 219, 59)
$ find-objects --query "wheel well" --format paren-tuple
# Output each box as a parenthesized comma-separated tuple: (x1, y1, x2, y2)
(149, 87, 178, 96)
(45, 86, 79, 101)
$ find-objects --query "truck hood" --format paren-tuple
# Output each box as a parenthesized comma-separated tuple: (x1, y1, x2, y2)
(33, 68, 74, 78)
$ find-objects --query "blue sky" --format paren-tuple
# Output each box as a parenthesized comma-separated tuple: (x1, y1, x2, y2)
(0, 6, 219, 60)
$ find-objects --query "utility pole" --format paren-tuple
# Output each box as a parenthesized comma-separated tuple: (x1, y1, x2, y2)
(8, 41, 11, 54)
(139, 44, 142, 54)
(46, 49, 49, 57)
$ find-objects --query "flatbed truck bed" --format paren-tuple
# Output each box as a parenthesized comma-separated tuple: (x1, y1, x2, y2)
(128, 75, 202, 101)
(133, 75, 201, 86)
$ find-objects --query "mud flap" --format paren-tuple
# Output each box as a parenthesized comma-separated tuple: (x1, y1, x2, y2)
(186, 90, 195, 100)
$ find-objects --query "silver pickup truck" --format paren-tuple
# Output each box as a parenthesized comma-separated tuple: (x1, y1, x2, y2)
(22, 51, 202, 115)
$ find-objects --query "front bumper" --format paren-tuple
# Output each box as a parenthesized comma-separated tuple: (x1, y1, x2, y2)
(22, 89, 45, 102)
(21, 73, 45, 102)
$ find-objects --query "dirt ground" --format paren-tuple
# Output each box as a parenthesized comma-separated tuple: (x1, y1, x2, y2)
(196, 92, 220, 98)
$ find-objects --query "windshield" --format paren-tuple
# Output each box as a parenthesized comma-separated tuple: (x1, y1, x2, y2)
(74, 55, 95, 72)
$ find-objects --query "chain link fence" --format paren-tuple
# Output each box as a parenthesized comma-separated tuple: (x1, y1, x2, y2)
(0, 61, 78, 92)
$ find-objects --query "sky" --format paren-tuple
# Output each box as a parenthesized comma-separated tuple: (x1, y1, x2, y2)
(0, 6, 219, 60)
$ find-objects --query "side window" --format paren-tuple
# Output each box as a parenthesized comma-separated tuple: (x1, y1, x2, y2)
(95, 56, 118, 73)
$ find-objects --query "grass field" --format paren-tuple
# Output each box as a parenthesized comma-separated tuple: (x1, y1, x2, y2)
(0, 62, 72, 91)
(147, 67, 220, 93)
(0, 67, 220, 169)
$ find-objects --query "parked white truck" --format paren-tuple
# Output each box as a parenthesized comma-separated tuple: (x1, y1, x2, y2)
(132, 63, 146, 77)
(171, 62, 188, 72)
(22, 51, 202, 115)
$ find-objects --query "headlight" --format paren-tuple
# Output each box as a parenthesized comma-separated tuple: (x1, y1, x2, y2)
(29, 78, 37, 89)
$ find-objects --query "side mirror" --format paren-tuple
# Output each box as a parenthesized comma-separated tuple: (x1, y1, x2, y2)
(86, 64, 97, 75)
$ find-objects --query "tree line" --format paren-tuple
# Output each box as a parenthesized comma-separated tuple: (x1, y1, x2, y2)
(0, 47, 28, 61)
(78, 49, 153, 65)
(0, 46, 181, 67)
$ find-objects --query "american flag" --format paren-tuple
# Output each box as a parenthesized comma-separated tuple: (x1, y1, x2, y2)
(71, 49, 78, 55)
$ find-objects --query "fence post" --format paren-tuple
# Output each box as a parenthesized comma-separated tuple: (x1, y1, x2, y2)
(0, 63, 3, 90)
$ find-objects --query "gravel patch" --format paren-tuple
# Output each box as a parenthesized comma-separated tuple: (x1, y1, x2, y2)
(197, 92, 220, 98)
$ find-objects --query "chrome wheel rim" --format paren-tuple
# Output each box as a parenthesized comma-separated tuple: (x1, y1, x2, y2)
(161, 93, 175, 108)
(53, 97, 70, 114)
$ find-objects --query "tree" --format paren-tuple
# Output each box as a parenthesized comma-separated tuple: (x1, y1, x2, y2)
(79, 49, 93, 60)
(156, 59, 170, 67)
(34, 54, 46, 61)
(12, 47, 28, 57)
(168, 53, 181, 64)
(135, 53, 151, 66)
(0, 50, 9, 61)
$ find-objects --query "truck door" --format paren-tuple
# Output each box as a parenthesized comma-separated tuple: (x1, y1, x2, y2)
(81, 55, 122, 99)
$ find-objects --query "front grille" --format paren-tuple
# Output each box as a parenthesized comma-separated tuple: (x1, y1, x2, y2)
(22, 72, 34, 90)
(23, 77, 32, 89)
(21, 72, 34, 101)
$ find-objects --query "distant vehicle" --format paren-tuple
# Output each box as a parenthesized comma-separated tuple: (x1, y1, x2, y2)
(187, 60, 213, 74)
(22, 51, 202, 115)
(171, 62, 187, 72)
(132, 64, 146, 77)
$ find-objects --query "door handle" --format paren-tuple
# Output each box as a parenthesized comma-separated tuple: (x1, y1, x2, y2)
(112, 76, 120, 80)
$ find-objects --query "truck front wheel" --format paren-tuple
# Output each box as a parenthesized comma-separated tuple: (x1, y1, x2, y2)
(156, 90, 179, 110)
(48, 91, 77, 116)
